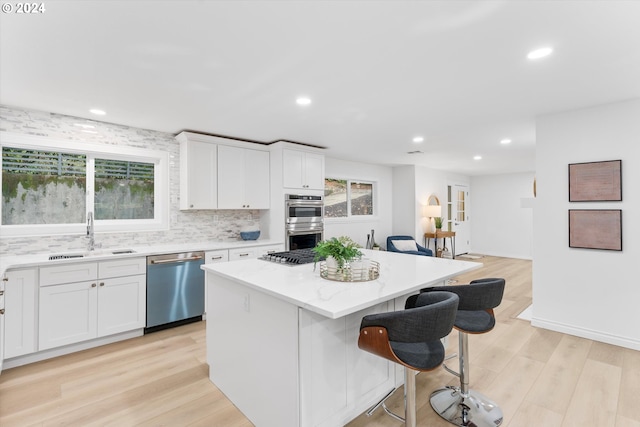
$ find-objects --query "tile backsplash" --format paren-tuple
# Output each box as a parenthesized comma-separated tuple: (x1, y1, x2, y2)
(0, 105, 264, 256)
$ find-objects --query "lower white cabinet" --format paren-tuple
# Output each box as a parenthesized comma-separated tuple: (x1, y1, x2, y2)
(204, 249, 229, 264)
(38, 258, 146, 351)
(3, 269, 38, 359)
(228, 244, 285, 261)
(97, 275, 146, 337)
(228, 247, 258, 261)
(39, 280, 98, 350)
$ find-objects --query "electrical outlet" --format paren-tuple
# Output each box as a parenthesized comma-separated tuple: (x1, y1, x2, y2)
(243, 294, 250, 312)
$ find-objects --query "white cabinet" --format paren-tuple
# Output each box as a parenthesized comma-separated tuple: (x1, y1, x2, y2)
(3, 269, 37, 359)
(283, 149, 324, 190)
(228, 247, 258, 261)
(179, 138, 218, 210)
(39, 258, 146, 351)
(204, 249, 229, 264)
(257, 244, 285, 257)
(97, 274, 146, 337)
(39, 279, 98, 350)
(218, 145, 270, 209)
(228, 244, 285, 261)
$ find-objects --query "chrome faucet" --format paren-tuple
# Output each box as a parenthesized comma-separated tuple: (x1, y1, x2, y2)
(86, 212, 100, 252)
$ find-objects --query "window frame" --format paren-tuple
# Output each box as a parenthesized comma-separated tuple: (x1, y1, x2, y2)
(323, 176, 378, 222)
(1, 131, 169, 237)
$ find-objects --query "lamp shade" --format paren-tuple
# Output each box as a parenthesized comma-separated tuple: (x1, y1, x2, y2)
(424, 205, 442, 218)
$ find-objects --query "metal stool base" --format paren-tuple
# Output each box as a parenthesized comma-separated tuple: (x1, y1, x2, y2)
(430, 386, 503, 427)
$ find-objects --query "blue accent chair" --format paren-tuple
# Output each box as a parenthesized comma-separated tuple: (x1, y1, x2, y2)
(386, 235, 433, 256)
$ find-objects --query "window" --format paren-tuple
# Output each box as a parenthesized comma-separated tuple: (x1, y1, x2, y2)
(1, 132, 168, 236)
(94, 158, 155, 220)
(324, 178, 375, 218)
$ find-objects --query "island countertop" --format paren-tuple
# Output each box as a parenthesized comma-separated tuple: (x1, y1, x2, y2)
(202, 248, 482, 319)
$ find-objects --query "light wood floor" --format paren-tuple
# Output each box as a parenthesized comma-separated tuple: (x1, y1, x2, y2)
(1, 256, 639, 426)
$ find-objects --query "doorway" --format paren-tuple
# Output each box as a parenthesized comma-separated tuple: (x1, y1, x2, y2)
(448, 184, 470, 256)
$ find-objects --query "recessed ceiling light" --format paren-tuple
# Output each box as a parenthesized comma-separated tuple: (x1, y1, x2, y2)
(527, 47, 553, 60)
(74, 123, 95, 129)
(473, 155, 482, 160)
(296, 97, 311, 106)
(412, 136, 424, 143)
(500, 139, 512, 145)
(82, 130, 98, 134)
(89, 109, 106, 115)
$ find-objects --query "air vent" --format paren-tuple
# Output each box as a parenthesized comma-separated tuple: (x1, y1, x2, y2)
(407, 150, 424, 155)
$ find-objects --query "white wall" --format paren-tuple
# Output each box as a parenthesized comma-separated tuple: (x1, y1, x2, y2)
(324, 157, 393, 249)
(470, 172, 535, 259)
(533, 98, 640, 350)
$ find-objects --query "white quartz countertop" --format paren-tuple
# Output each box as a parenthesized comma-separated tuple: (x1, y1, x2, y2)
(202, 249, 482, 319)
(0, 239, 284, 277)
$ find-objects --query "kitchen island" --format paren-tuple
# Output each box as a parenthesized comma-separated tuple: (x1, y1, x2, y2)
(202, 249, 481, 427)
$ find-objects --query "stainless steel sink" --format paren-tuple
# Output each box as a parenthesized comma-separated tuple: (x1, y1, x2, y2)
(48, 249, 136, 260)
(48, 253, 85, 260)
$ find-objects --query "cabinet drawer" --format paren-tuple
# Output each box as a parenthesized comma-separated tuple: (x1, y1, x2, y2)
(258, 244, 285, 257)
(228, 248, 257, 261)
(205, 250, 229, 264)
(40, 262, 98, 287)
(99, 257, 146, 279)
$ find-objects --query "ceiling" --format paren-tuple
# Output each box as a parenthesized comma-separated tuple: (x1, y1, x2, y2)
(1, 1, 639, 176)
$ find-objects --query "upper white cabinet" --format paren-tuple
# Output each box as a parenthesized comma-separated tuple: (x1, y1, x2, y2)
(3, 268, 37, 359)
(283, 149, 325, 190)
(179, 137, 218, 210)
(177, 132, 271, 210)
(218, 145, 270, 209)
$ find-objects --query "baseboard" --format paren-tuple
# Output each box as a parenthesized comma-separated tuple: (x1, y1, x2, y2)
(531, 317, 640, 351)
(469, 250, 532, 260)
(3, 329, 144, 370)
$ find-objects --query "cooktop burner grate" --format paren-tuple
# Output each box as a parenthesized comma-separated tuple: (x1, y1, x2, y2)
(260, 248, 322, 265)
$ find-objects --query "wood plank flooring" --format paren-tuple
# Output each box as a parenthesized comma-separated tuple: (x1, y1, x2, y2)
(1, 256, 638, 426)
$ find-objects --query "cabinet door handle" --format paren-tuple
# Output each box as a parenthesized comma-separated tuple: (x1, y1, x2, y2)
(99, 282, 105, 287)
(0, 308, 4, 315)
(91, 283, 97, 288)
(239, 253, 249, 257)
(211, 256, 223, 260)
(0, 290, 4, 296)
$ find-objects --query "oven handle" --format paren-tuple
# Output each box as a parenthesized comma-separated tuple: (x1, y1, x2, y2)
(150, 255, 203, 264)
(287, 229, 324, 236)
(286, 200, 324, 207)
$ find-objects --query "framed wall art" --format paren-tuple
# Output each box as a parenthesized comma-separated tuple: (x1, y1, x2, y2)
(568, 159, 621, 202)
(569, 209, 622, 251)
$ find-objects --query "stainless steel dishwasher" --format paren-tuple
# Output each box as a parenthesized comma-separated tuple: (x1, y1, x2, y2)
(145, 251, 205, 333)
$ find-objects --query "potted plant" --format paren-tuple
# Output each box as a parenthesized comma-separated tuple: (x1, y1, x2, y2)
(434, 217, 444, 230)
(313, 236, 363, 270)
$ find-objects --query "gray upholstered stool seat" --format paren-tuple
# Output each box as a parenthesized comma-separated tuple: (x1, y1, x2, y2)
(409, 277, 506, 427)
(358, 291, 459, 427)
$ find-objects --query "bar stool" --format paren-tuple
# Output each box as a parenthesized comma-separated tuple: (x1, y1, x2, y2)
(358, 291, 459, 427)
(410, 278, 505, 427)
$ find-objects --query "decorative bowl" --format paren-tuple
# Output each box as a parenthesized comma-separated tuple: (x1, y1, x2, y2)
(240, 230, 260, 240)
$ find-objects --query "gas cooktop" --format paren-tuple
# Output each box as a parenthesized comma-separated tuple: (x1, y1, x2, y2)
(260, 248, 322, 265)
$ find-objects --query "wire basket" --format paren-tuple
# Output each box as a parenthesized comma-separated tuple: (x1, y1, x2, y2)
(319, 260, 380, 282)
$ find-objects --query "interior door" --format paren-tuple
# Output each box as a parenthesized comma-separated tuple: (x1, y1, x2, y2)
(449, 184, 470, 255)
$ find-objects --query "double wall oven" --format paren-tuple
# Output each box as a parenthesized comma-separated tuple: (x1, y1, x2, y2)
(285, 194, 323, 250)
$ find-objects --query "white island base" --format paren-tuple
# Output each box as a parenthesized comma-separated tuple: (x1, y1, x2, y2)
(204, 250, 481, 427)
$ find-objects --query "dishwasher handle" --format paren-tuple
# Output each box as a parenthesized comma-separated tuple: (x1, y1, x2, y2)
(149, 255, 203, 265)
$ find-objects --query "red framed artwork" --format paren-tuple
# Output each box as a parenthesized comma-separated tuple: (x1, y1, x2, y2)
(568, 160, 622, 202)
(569, 209, 622, 251)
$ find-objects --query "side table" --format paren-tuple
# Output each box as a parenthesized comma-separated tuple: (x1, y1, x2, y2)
(424, 230, 456, 259)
